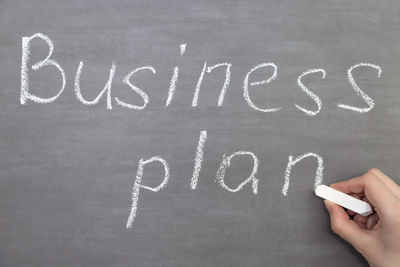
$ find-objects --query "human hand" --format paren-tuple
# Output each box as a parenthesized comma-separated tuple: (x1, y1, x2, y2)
(324, 169, 400, 267)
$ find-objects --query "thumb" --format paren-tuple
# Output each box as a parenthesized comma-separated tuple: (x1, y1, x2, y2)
(324, 200, 370, 250)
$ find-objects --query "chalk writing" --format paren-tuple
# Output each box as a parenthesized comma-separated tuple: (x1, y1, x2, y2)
(126, 156, 170, 229)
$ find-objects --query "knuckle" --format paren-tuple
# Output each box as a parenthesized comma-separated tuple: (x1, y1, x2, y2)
(362, 171, 378, 185)
(361, 174, 372, 185)
(367, 168, 381, 177)
(361, 173, 371, 181)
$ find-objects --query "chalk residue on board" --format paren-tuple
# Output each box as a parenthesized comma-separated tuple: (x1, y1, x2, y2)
(192, 62, 232, 107)
(20, 33, 66, 105)
(115, 66, 155, 110)
(166, 44, 186, 106)
(295, 68, 326, 116)
(243, 63, 280, 112)
(216, 151, 259, 194)
(338, 62, 382, 113)
(281, 152, 324, 196)
(190, 131, 207, 189)
(74, 61, 117, 109)
(126, 156, 169, 229)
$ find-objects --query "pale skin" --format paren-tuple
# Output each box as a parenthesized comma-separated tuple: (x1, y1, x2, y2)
(324, 168, 400, 267)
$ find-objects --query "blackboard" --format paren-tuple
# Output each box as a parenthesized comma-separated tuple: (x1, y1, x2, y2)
(1, 0, 400, 266)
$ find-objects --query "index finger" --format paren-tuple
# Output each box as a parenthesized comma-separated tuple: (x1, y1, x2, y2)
(331, 170, 398, 218)
(366, 168, 400, 199)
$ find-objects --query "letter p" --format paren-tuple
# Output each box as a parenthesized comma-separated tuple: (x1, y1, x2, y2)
(126, 156, 170, 229)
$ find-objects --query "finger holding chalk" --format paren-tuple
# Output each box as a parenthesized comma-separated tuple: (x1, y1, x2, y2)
(330, 170, 399, 218)
(315, 184, 373, 216)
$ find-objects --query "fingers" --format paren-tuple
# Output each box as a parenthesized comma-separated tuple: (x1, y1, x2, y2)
(366, 169, 400, 199)
(324, 200, 371, 249)
(353, 212, 380, 230)
(331, 169, 398, 218)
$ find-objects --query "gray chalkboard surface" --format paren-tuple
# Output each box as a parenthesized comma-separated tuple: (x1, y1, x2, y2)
(1, 0, 400, 266)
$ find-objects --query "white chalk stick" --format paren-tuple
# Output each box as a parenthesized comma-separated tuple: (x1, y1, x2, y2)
(315, 185, 373, 216)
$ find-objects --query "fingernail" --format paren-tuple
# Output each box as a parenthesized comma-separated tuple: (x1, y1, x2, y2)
(367, 214, 379, 230)
(367, 220, 373, 230)
(324, 200, 333, 213)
